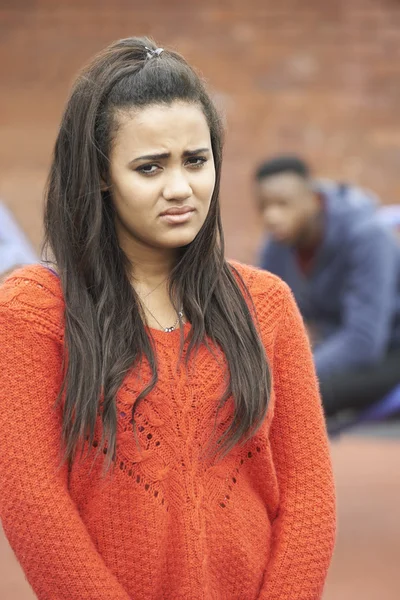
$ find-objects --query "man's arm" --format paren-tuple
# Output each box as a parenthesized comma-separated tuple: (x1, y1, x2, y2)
(314, 223, 398, 377)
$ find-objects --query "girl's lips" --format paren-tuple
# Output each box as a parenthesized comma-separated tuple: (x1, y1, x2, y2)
(160, 210, 195, 225)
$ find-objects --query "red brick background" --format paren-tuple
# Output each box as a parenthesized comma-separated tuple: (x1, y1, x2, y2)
(1, 1, 400, 598)
(2, 0, 400, 260)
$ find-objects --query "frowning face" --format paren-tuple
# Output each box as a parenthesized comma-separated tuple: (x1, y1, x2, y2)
(108, 101, 216, 255)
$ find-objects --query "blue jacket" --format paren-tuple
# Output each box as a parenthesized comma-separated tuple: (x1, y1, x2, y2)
(0, 202, 37, 275)
(259, 181, 400, 378)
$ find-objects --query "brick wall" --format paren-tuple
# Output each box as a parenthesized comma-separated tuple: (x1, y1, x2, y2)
(1, 0, 400, 262)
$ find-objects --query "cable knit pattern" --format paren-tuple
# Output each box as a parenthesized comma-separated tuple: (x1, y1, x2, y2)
(0, 263, 335, 600)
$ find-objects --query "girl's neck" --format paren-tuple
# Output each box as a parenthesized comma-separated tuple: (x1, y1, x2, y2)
(124, 245, 182, 332)
(117, 227, 178, 289)
(131, 256, 176, 291)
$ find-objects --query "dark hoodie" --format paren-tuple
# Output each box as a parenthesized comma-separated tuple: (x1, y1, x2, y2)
(259, 180, 400, 378)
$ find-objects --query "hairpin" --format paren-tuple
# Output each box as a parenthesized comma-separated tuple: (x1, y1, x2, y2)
(145, 47, 164, 59)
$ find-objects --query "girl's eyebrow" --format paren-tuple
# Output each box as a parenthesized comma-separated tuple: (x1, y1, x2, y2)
(129, 147, 211, 166)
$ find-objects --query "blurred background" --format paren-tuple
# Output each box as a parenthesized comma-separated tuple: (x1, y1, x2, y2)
(1, 0, 399, 598)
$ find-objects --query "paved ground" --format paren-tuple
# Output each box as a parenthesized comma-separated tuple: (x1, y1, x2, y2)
(325, 434, 400, 600)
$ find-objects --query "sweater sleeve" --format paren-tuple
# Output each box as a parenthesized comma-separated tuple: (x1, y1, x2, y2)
(0, 306, 131, 600)
(259, 284, 336, 600)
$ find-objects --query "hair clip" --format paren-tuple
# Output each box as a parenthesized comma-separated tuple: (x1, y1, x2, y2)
(145, 47, 164, 60)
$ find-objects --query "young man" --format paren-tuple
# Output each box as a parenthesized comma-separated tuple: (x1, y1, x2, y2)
(255, 155, 400, 418)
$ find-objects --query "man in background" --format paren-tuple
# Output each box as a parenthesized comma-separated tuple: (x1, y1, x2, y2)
(255, 154, 400, 419)
(0, 201, 37, 280)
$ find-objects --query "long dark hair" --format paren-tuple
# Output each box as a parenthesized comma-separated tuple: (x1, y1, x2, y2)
(44, 36, 271, 465)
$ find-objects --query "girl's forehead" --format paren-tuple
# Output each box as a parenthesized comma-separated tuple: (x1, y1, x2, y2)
(117, 101, 207, 131)
(112, 102, 211, 157)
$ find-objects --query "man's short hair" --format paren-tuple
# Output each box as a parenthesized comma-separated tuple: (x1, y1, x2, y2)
(255, 155, 310, 181)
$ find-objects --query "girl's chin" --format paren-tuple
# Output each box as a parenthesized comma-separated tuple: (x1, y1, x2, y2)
(156, 226, 202, 249)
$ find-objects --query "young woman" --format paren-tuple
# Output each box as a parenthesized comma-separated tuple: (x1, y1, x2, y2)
(0, 38, 336, 600)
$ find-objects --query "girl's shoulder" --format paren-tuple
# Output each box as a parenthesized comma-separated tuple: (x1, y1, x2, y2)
(0, 264, 64, 338)
(228, 259, 289, 300)
(228, 260, 293, 331)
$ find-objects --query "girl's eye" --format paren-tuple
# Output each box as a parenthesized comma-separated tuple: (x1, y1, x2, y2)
(136, 164, 160, 176)
(186, 157, 207, 168)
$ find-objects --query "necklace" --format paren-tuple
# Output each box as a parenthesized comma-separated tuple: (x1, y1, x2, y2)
(143, 303, 184, 333)
(136, 276, 168, 300)
(134, 277, 184, 332)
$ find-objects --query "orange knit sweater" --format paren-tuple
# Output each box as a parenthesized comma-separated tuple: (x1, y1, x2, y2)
(0, 263, 336, 600)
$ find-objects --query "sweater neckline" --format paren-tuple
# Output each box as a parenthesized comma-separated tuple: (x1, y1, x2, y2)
(146, 320, 192, 346)
(37, 264, 191, 348)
